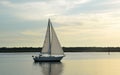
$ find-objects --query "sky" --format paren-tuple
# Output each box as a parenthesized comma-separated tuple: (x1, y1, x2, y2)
(0, 0, 120, 47)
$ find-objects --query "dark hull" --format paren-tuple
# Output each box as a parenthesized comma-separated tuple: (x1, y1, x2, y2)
(33, 59, 62, 62)
(33, 56, 63, 62)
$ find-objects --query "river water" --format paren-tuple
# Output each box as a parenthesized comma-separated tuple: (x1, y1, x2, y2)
(0, 52, 120, 75)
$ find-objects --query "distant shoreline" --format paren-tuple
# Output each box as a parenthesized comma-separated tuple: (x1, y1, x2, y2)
(0, 47, 120, 52)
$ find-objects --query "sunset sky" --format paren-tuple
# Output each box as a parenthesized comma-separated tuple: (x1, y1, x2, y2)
(0, 0, 120, 47)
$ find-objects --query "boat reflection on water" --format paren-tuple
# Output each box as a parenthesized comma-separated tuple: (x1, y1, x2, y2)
(33, 62, 63, 75)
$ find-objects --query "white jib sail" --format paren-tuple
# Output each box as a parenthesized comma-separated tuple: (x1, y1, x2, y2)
(50, 21, 64, 56)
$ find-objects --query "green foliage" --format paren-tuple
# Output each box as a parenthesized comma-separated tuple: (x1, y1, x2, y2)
(0, 47, 120, 52)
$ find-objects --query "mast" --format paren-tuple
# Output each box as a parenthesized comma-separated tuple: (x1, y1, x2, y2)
(48, 19, 51, 56)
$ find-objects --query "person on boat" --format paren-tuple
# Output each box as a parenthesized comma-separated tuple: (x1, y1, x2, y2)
(39, 53, 42, 57)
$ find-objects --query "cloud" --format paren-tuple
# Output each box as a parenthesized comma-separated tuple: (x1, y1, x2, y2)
(0, 30, 44, 47)
(21, 30, 40, 36)
(53, 10, 120, 27)
(52, 11, 120, 47)
(0, 0, 91, 20)
(0, 0, 91, 8)
(101, 0, 120, 5)
(92, 0, 120, 12)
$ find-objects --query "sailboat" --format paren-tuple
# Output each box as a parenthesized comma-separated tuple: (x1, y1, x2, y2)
(32, 19, 65, 62)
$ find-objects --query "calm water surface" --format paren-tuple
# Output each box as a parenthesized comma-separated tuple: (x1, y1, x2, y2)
(0, 52, 120, 75)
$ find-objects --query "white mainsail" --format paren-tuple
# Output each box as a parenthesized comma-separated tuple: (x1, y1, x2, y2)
(41, 19, 51, 54)
(41, 19, 64, 56)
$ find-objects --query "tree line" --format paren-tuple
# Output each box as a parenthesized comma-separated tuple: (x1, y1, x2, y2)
(0, 47, 120, 52)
